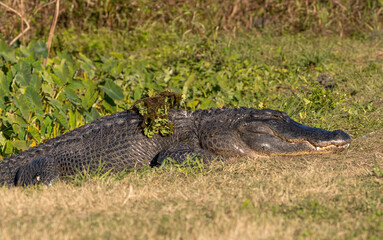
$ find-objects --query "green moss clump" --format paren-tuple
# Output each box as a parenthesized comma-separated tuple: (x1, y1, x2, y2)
(132, 90, 183, 138)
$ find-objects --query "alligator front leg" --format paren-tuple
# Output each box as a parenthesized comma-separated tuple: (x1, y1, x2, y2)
(150, 142, 221, 167)
(15, 157, 59, 186)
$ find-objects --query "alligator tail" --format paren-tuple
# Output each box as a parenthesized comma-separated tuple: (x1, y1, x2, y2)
(0, 160, 13, 186)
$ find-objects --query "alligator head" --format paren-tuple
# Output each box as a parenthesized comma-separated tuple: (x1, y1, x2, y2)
(198, 108, 351, 157)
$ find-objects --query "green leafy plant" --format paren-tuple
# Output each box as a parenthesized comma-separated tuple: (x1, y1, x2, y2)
(132, 90, 182, 138)
(0, 39, 127, 157)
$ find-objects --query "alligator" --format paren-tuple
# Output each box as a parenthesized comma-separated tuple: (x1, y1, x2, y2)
(0, 107, 351, 186)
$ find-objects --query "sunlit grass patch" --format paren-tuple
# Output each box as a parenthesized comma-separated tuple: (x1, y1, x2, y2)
(1, 133, 383, 239)
(157, 156, 216, 176)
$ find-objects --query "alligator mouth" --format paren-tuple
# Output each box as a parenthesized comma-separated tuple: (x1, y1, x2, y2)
(241, 128, 351, 156)
(274, 127, 352, 155)
(270, 140, 351, 156)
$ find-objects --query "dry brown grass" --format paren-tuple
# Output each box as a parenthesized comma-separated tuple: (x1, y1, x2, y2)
(1, 132, 383, 239)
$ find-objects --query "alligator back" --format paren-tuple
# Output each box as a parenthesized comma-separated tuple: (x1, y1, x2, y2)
(0, 110, 185, 186)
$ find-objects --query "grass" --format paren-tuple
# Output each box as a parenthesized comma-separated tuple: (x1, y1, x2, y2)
(1, 132, 383, 239)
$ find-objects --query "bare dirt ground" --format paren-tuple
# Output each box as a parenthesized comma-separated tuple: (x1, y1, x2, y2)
(0, 132, 382, 240)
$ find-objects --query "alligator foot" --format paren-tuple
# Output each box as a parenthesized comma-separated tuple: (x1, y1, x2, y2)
(15, 157, 59, 187)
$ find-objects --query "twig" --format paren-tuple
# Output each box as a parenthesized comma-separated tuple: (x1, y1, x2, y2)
(32, 0, 57, 16)
(44, 0, 60, 66)
(0, 1, 30, 46)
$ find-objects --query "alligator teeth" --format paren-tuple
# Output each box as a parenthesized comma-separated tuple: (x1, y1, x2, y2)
(315, 143, 350, 151)
(315, 146, 327, 151)
(338, 144, 350, 149)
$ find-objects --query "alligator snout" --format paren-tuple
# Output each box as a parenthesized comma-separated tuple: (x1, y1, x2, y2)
(312, 130, 351, 148)
(238, 112, 352, 156)
(330, 130, 352, 145)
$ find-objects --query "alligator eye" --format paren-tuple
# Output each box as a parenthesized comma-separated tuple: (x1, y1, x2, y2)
(241, 123, 274, 135)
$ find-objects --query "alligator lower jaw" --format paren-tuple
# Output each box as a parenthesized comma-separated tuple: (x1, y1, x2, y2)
(277, 143, 351, 156)
(258, 143, 351, 157)
(314, 143, 350, 152)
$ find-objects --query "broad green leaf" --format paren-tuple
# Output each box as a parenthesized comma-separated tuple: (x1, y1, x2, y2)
(53, 110, 69, 130)
(78, 53, 96, 79)
(110, 62, 124, 76)
(30, 73, 42, 90)
(41, 116, 53, 138)
(187, 100, 199, 109)
(63, 86, 81, 105)
(25, 86, 44, 116)
(12, 124, 26, 139)
(0, 71, 10, 97)
(133, 88, 142, 101)
(13, 95, 31, 121)
(82, 87, 98, 110)
(14, 74, 28, 87)
(42, 71, 54, 84)
(99, 79, 124, 101)
(4, 141, 13, 155)
(84, 107, 100, 122)
(53, 59, 71, 85)
(143, 80, 157, 89)
(19, 46, 31, 59)
(102, 99, 117, 113)
(0, 40, 16, 63)
(68, 110, 76, 129)
(90, 107, 100, 120)
(12, 140, 30, 151)
(199, 98, 217, 109)
(20, 40, 47, 60)
(30, 59, 44, 71)
(56, 53, 77, 84)
(68, 80, 85, 90)
(48, 98, 65, 111)
(14, 61, 32, 87)
(0, 133, 7, 146)
(28, 126, 41, 142)
(4, 113, 28, 127)
(42, 82, 55, 97)
(101, 57, 117, 72)
(48, 72, 64, 86)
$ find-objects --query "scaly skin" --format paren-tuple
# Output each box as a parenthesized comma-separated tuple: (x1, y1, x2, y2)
(0, 108, 351, 186)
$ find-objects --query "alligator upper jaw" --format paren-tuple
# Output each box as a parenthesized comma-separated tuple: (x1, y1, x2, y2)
(277, 129, 352, 155)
